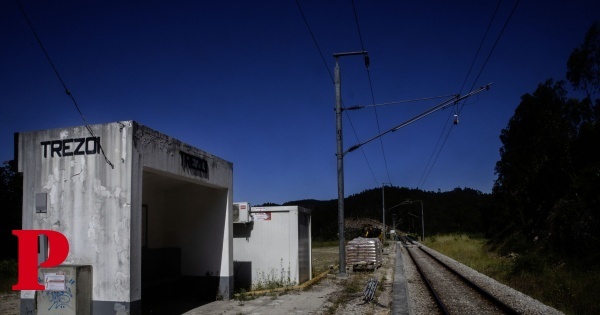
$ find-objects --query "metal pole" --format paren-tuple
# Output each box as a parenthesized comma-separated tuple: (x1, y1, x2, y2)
(420, 200, 425, 241)
(382, 184, 385, 244)
(333, 51, 367, 276)
(334, 56, 346, 276)
(392, 214, 396, 241)
(381, 182, 391, 245)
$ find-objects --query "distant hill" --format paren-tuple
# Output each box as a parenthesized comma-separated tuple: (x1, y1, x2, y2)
(257, 186, 491, 241)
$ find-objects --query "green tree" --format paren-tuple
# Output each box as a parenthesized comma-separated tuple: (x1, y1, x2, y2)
(493, 80, 575, 230)
(563, 22, 600, 254)
(567, 22, 600, 97)
(492, 22, 600, 256)
(0, 160, 22, 260)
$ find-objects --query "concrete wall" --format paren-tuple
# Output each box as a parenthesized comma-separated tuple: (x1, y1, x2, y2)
(132, 122, 233, 298)
(142, 174, 230, 275)
(233, 206, 311, 289)
(17, 122, 134, 311)
(17, 121, 234, 314)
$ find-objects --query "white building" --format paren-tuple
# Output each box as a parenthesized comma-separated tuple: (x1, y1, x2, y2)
(233, 206, 311, 290)
(16, 121, 234, 314)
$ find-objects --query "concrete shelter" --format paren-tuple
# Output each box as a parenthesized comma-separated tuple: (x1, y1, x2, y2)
(16, 121, 234, 314)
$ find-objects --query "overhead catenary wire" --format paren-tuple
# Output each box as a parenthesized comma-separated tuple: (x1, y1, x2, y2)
(418, 116, 455, 188)
(459, 0, 520, 114)
(457, 0, 504, 96)
(345, 94, 459, 110)
(16, 0, 114, 169)
(345, 112, 380, 187)
(346, 84, 491, 154)
(294, 0, 334, 83)
(417, 111, 454, 188)
(351, 0, 392, 185)
(418, 0, 503, 189)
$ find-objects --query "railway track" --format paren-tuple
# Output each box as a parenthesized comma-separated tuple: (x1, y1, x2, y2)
(400, 236, 520, 315)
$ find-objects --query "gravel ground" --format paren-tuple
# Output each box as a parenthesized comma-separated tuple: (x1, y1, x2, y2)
(0, 292, 19, 315)
(401, 244, 440, 314)
(333, 242, 396, 315)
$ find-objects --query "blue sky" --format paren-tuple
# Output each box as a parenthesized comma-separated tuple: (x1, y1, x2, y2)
(1, 1, 598, 205)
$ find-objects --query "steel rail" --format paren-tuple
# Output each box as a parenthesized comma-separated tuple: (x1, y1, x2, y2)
(405, 245, 450, 315)
(418, 246, 521, 315)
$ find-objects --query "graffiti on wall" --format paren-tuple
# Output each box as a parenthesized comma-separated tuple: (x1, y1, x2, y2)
(180, 151, 209, 179)
(38, 275, 76, 311)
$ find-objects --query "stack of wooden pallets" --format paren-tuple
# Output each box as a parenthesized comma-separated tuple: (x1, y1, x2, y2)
(346, 237, 383, 270)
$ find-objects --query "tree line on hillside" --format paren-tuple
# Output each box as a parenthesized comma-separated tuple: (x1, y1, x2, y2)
(277, 186, 491, 241)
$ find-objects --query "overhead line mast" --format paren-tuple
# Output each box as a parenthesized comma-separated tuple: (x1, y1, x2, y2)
(334, 50, 369, 276)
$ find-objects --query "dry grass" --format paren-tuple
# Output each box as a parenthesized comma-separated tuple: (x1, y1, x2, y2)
(312, 244, 339, 275)
(424, 234, 512, 279)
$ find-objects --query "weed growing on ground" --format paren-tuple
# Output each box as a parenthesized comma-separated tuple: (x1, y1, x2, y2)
(377, 276, 385, 292)
(236, 289, 248, 306)
(325, 272, 381, 315)
(253, 259, 296, 291)
(343, 275, 363, 295)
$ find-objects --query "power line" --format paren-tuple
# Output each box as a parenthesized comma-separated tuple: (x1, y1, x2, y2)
(345, 111, 379, 187)
(459, 0, 520, 114)
(458, 0, 503, 96)
(16, 0, 114, 169)
(351, 0, 392, 185)
(417, 111, 454, 188)
(418, 0, 502, 189)
(294, 0, 333, 83)
(346, 84, 491, 154)
(295, 0, 378, 186)
(418, 0, 519, 189)
(345, 94, 458, 110)
(420, 123, 455, 188)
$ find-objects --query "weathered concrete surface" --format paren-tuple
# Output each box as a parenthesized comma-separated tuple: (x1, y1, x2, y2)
(182, 279, 340, 315)
(16, 121, 235, 313)
(17, 122, 134, 306)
